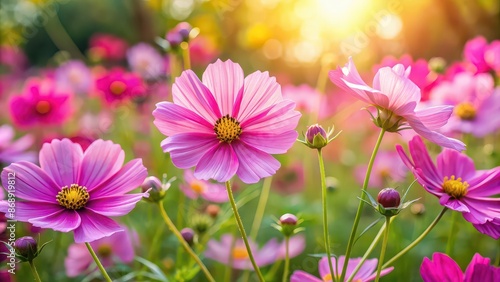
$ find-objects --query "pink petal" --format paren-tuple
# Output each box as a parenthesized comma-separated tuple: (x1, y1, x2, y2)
(161, 133, 219, 169)
(373, 65, 420, 114)
(172, 70, 221, 123)
(420, 253, 463, 282)
(30, 209, 81, 232)
(194, 144, 239, 182)
(465, 253, 491, 281)
(5, 201, 61, 221)
(85, 193, 146, 216)
(462, 197, 500, 224)
(329, 58, 373, 104)
(1, 162, 59, 203)
(241, 100, 301, 134)
(110, 230, 135, 262)
(39, 139, 83, 188)
(277, 235, 305, 260)
(234, 70, 283, 121)
(414, 106, 453, 130)
(73, 209, 123, 243)
(439, 196, 469, 212)
(472, 219, 500, 240)
(179, 183, 198, 200)
(232, 142, 280, 184)
(202, 183, 228, 203)
(65, 244, 93, 277)
(290, 271, 322, 282)
(254, 238, 280, 267)
(353, 258, 377, 280)
(202, 59, 244, 116)
(406, 114, 466, 151)
(240, 130, 298, 154)
(90, 159, 147, 197)
(436, 149, 476, 181)
(365, 266, 394, 281)
(467, 168, 500, 197)
(319, 256, 336, 278)
(79, 140, 125, 189)
(153, 102, 214, 136)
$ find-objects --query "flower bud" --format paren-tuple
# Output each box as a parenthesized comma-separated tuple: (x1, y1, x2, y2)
(205, 204, 220, 218)
(141, 176, 168, 203)
(166, 31, 183, 48)
(175, 22, 192, 42)
(428, 57, 446, 74)
(377, 188, 401, 208)
(15, 236, 38, 261)
(305, 124, 328, 149)
(180, 228, 195, 246)
(279, 213, 298, 225)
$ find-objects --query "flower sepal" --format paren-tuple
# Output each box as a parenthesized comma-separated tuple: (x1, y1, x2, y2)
(272, 213, 305, 237)
(298, 124, 341, 150)
(1, 237, 51, 263)
(370, 108, 406, 133)
(142, 174, 176, 203)
(359, 184, 420, 218)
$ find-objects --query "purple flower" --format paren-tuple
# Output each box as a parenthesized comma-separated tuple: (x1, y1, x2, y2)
(55, 60, 93, 94)
(420, 253, 500, 282)
(291, 256, 394, 282)
(180, 169, 228, 203)
(430, 72, 500, 137)
(397, 136, 500, 238)
(95, 68, 146, 105)
(205, 234, 305, 270)
(127, 43, 166, 80)
(0, 139, 148, 243)
(153, 59, 301, 184)
(65, 226, 136, 277)
(329, 58, 465, 151)
(0, 125, 36, 165)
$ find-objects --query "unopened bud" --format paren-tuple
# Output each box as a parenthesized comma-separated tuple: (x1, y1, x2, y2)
(377, 188, 401, 208)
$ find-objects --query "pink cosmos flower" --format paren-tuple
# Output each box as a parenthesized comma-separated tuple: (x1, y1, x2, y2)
(272, 162, 305, 195)
(153, 59, 301, 184)
(189, 36, 219, 67)
(55, 60, 93, 94)
(329, 58, 465, 151)
(0, 139, 148, 243)
(430, 72, 500, 137)
(291, 256, 394, 282)
(205, 234, 305, 270)
(0, 125, 36, 165)
(88, 33, 128, 62)
(485, 41, 500, 74)
(95, 69, 146, 104)
(9, 79, 73, 128)
(180, 169, 227, 203)
(65, 226, 136, 277)
(397, 136, 500, 239)
(127, 43, 166, 80)
(463, 36, 500, 74)
(420, 253, 500, 282)
(282, 84, 323, 115)
(354, 151, 407, 188)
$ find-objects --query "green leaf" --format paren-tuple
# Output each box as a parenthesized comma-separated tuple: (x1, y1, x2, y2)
(354, 216, 383, 245)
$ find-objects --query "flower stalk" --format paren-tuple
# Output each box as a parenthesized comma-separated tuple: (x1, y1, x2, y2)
(85, 242, 112, 282)
(282, 236, 291, 282)
(28, 260, 42, 282)
(375, 216, 391, 282)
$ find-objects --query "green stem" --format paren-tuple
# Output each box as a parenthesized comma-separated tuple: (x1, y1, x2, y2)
(340, 128, 386, 281)
(250, 177, 273, 239)
(445, 211, 458, 255)
(158, 202, 215, 282)
(148, 223, 165, 261)
(180, 42, 191, 70)
(44, 13, 86, 61)
(175, 191, 186, 265)
(85, 242, 112, 282)
(375, 217, 391, 282)
(28, 260, 42, 282)
(282, 236, 290, 282)
(382, 207, 448, 269)
(318, 149, 336, 282)
(347, 217, 395, 282)
(225, 181, 265, 282)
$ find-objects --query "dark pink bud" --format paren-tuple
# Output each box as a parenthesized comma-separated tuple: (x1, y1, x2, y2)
(377, 188, 401, 208)
(279, 213, 298, 225)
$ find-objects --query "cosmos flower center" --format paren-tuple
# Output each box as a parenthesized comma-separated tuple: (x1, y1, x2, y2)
(442, 175, 469, 199)
(110, 81, 127, 95)
(56, 184, 90, 210)
(190, 180, 206, 194)
(454, 102, 476, 120)
(232, 246, 249, 260)
(35, 101, 51, 115)
(214, 114, 242, 143)
(97, 244, 112, 258)
(322, 274, 332, 281)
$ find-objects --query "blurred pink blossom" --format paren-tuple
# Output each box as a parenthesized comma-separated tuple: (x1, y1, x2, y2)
(88, 33, 128, 61)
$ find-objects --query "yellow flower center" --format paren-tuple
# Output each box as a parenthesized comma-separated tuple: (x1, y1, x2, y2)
(35, 100, 51, 115)
(214, 114, 242, 143)
(56, 184, 90, 210)
(190, 180, 206, 194)
(109, 81, 127, 95)
(454, 102, 476, 120)
(97, 244, 112, 258)
(322, 274, 332, 281)
(232, 246, 249, 260)
(442, 175, 469, 199)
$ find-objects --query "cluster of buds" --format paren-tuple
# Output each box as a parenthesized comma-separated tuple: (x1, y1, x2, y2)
(273, 213, 304, 237)
(141, 173, 176, 203)
(361, 187, 419, 217)
(299, 124, 341, 150)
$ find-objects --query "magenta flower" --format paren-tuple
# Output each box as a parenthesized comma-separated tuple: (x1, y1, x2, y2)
(55, 60, 93, 94)
(291, 256, 394, 282)
(329, 58, 465, 151)
(95, 68, 146, 104)
(205, 234, 305, 270)
(421, 253, 500, 282)
(354, 150, 407, 188)
(463, 36, 500, 74)
(153, 59, 301, 184)
(189, 36, 220, 67)
(397, 136, 500, 239)
(430, 72, 500, 137)
(0, 139, 148, 243)
(0, 125, 36, 165)
(9, 79, 73, 128)
(180, 169, 228, 203)
(65, 226, 136, 277)
(88, 33, 128, 62)
(127, 43, 166, 80)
